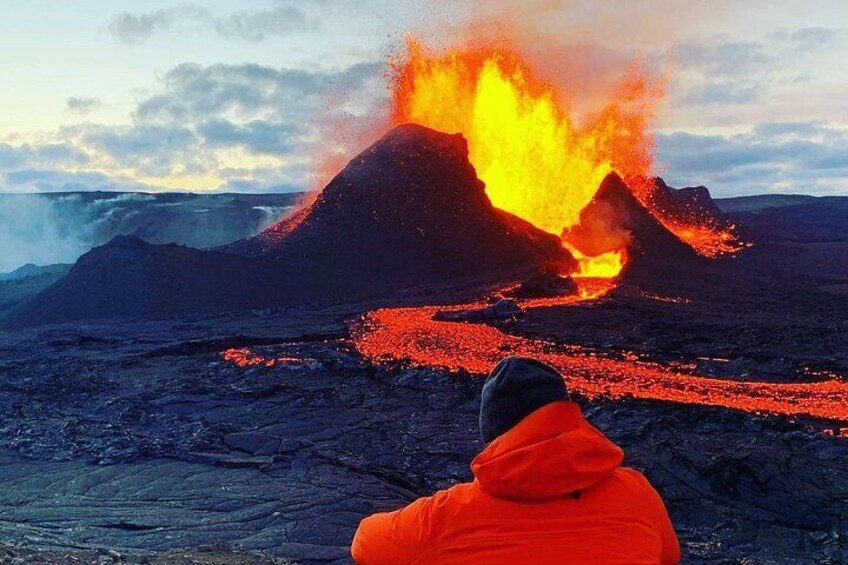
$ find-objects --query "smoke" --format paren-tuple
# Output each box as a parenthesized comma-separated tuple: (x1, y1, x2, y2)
(564, 199, 635, 257)
(0, 193, 298, 274)
(253, 206, 295, 232)
(0, 195, 93, 273)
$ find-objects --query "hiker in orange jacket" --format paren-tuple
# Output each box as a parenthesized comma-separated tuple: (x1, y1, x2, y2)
(352, 356, 680, 564)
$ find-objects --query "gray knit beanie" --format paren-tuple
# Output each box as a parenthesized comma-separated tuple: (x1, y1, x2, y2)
(480, 357, 569, 443)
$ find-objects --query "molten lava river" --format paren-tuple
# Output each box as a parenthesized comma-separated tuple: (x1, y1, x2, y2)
(349, 283, 848, 424)
(221, 280, 848, 425)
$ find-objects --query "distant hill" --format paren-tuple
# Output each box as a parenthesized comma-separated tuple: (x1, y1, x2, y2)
(0, 263, 72, 281)
(717, 195, 848, 242)
(3, 236, 283, 326)
(0, 263, 72, 318)
(715, 194, 819, 213)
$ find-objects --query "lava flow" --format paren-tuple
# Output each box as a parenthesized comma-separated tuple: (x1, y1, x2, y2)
(389, 39, 742, 275)
(222, 347, 313, 368)
(351, 296, 848, 423)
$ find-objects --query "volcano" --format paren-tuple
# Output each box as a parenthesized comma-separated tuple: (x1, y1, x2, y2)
(6, 125, 570, 327)
(640, 177, 743, 258)
(565, 173, 703, 279)
(225, 124, 572, 290)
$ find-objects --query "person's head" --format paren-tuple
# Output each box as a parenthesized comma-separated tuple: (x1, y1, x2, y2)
(479, 356, 569, 443)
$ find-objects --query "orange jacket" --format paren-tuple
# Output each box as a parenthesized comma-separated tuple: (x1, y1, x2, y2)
(352, 401, 680, 564)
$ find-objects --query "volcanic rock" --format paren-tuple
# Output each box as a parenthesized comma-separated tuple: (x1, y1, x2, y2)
(648, 177, 734, 233)
(433, 298, 523, 322)
(5, 125, 570, 327)
(506, 272, 578, 299)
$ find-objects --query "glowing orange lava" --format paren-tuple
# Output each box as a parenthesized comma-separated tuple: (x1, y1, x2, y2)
(390, 39, 659, 278)
(389, 39, 745, 276)
(665, 223, 745, 258)
(350, 296, 848, 423)
(564, 243, 626, 279)
(220, 282, 846, 423)
(221, 347, 312, 368)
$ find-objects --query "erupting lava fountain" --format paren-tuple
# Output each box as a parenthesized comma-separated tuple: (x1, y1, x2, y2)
(389, 39, 743, 279)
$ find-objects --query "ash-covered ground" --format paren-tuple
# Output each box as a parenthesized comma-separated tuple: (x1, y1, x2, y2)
(1, 243, 847, 564)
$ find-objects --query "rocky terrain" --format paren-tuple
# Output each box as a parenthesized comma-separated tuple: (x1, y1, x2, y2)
(1, 272, 846, 563)
(2, 187, 848, 562)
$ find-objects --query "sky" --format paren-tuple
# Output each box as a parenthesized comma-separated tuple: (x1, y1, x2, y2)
(1, 0, 848, 197)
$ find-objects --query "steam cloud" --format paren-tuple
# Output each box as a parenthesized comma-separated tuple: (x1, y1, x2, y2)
(0, 193, 295, 274)
(0, 195, 92, 273)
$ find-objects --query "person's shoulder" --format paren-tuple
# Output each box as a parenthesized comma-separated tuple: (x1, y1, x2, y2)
(405, 481, 479, 518)
(614, 466, 656, 489)
(605, 468, 666, 501)
(611, 467, 672, 515)
(428, 481, 479, 511)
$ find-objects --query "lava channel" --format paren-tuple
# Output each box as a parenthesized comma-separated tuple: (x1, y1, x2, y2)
(350, 290, 848, 423)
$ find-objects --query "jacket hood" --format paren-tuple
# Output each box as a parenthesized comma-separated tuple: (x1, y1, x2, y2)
(471, 401, 624, 501)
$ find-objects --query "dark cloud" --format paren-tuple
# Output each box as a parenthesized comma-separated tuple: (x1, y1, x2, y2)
(0, 144, 30, 169)
(214, 6, 308, 42)
(66, 97, 103, 114)
(107, 4, 311, 44)
(769, 26, 842, 53)
(674, 41, 769, 77)
(670, 41, 768, 106)
(0, 143, 89, 170)
(82, 125, 196, 158)
(0, 59, 386, 193)
(197, 119, 302, 155)
(135, 62, 382, 122)
(753, 121, 830, 138)
(658, 122, 848, 196)
(80, 125, 198, 176)
(669, 27, 846, 107)
(35, 143, 90, 164)
(2, 169, 138, 193)
(680, 82, 759, 106)
(116, 60, 385, 178)
(107, 5, 209, 45)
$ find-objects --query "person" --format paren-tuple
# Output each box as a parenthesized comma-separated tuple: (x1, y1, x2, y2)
(351, 356, 680, 564)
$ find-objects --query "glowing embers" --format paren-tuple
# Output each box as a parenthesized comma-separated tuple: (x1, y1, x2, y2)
(352, 299, 848, 422)
(669, 223, 746, 258)
(221, 347, 316, 368)
(633, 179, 747, 259)
(640, 291, 693, 304)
